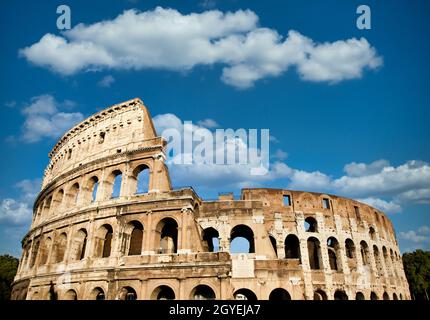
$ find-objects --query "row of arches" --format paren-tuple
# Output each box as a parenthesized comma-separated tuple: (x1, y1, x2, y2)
(34, 164, 151, 223)
(42, 285, 403, 300)
(22, 218, 179, 271)
(202, 224, 401, 277)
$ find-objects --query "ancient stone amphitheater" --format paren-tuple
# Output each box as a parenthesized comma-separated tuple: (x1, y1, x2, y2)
(11, 98, 410, 300)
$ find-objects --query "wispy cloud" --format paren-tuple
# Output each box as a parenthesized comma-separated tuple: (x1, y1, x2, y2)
(98, 75, 115, 87)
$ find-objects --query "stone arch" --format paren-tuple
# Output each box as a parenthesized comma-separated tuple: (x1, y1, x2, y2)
(269, 235, 278, 257)
(190, 284, 216, 300)
(233, 288, 257, 301)
(304, 217, 318, 232)
(370, 292, 378, 300)
(327, 237, 341, 271)
(132, 164, 151, 194)
(90, 287, 106, 300)
(119, 286, 137, 300)
(202, 227, 219, 252)
(383, 292, 389, 300)
(156, 218, 178, 254)
(54, 232, 67, 263)
(43, 195, 53, 217)
(38, 236, 52, 266)
(284, 234, 300, 260)
(52, 189, 64, 213)
(313, 289, 327, 300)
(63, 289, 77, 300)
(269, 288, 291, 300)
(104, 169, 122, 199)
(383, 246, 392, 276)
(71, 228, 88, 261)
(86, 176, 99, 203)
(393, 293, 398, 300)
(307, 237, 322, 270)
(230, 224, 255, 253)
(345, 239, 356, 259)
(360, 241, 370, 266)
(127, 221, 144, 256)
(373, 245, 384, 276)
(66, 182, 80, 207)
(369, 227, 376, 241)
(355, 292, 365, 300)
(151, 285, 175, 300)
(334, 290, 348, 300)
(94, 224, 113, 258)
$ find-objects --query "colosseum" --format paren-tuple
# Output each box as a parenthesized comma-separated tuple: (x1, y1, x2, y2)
(11, 98, 410, 300)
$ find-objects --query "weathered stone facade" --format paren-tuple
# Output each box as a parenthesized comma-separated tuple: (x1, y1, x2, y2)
(11, 98, 410, 300)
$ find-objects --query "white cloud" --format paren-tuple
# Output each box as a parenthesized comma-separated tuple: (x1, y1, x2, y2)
(4, 101, 16, 108)
(20, 7, 382, 88)
(357, 197, 402, 214)
(400, 227, 430, 244)
(19, 94, 84, 143)
(344, 159, 390, 177)
(98, 75, 115, 87)
(0, 178, 40, 225)
(197, 118, 219, 128)
(152, 113, 430, 211)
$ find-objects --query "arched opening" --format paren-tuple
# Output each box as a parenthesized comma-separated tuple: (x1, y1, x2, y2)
(304, 217, 317, 232)
(399, 293, 403, 300)
(369, 227, 376, 241)
(233, 288, 257, 301)
(128, 221, 144, 256)
(91, 287, 105, 300)
(360, 241, 370, 266)
(38, 237, 52, 266)
(327, 237, 340, 271)
(313, 289, 327, 300)
(284, 234, 300, 260)
(202, 227, 219, 252)
(269, 236, 278, 257)
(64, 289, 77, 300)
(133, 164, 150, 194)
(55, 233, 67, 263)
(383, 246, 392, 276)
(151, 285, 175, 300)
(307, 237, 322, 270)
(110, 170, 122, 198)
(156, 218, 178, 254)
(345, 239, 356, 259)
(230, 225, 255, 253)
(334, 290, 348, 300)
(383, 292, 389, 300)
(72, 229, 87, 261)
(373, 245, 384, 276)
(52, 189, 64, 213)
(370, 292, 378, 300)
(190, 285, 216, 300)
(356, 292, 365, 300)
(29, 238, 40, 268)
(67, 183, 80, 207)
(88, 176, 99, 203)
(119, 286, 137, 300)
(393, 293, 398, 300)
(43, 196, 53, 217)
(269, 288, 291, 300)
(95, 224, 113, 258)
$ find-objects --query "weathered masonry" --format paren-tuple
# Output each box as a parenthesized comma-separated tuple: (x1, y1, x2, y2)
(11, 98, 410, 300)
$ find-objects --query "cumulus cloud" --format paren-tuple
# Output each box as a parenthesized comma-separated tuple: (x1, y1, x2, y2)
(357, 197, 402, 214)
(20, 7, 382, 88)
(400, 226, 430, 244)
(18, 94, 84, 143)
(0, 178, 40, 225)
(98, 75, 115, 87)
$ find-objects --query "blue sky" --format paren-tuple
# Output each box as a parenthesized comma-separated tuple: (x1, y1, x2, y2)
(0, 0, 429, 257)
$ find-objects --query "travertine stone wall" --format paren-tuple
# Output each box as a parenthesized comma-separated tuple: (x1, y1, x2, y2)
(11, 98, 410, 301)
